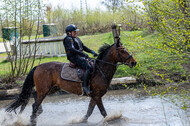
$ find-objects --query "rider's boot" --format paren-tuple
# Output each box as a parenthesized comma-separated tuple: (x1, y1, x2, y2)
(82, 69, 91, 95)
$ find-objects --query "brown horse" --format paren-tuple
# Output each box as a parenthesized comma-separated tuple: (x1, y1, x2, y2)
(6, 38, 136, 125)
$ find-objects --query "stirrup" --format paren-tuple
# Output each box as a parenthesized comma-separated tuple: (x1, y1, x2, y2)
(82, 87, 91, 96)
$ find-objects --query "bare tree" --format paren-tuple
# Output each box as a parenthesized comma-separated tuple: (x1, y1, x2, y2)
(101, 0, 124, 14)
(0, 0, 44, 82)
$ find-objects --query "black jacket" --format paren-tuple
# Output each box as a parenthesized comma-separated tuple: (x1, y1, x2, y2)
(63, 36, 93, 60)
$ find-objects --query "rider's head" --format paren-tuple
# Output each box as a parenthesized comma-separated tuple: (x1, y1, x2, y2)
(65, 24, 79, 37)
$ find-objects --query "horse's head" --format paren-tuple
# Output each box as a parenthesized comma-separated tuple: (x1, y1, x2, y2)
(114, 39, 137, 68)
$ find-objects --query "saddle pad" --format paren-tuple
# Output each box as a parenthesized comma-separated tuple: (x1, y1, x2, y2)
(61, 63, 82, 82)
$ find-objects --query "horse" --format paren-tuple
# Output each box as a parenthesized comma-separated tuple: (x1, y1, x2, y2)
(5, 38, 137, 126)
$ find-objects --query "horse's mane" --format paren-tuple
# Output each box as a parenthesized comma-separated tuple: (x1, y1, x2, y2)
(97, 43, 114, 60)
(94, 43, 114, 74)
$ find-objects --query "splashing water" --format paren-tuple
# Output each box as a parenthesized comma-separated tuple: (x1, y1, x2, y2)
(0, 90, 189, 126)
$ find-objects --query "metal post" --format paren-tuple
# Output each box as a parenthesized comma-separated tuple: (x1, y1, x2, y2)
(117, 24, 121, 36)
(111, 24, 122, 43)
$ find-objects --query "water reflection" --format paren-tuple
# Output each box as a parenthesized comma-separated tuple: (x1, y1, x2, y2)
(0, 90, 189, 126)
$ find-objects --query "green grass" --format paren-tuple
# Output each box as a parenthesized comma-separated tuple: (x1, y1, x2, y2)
(116, 30, 188, 81)
(0, 31, 188, 82)
(22, 34, 44, 40)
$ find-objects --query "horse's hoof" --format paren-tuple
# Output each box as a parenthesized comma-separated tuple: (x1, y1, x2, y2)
(81, 119, 87, 123)
(30, 115, 37, 126)
(37, 109, 43, 116)
(30, 120, 37, 126)
(81, 116, 88, 123)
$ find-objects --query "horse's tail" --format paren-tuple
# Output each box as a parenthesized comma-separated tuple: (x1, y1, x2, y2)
(6, 66, 37, 113)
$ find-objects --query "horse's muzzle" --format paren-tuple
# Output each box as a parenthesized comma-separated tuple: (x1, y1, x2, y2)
(129, 61, 137, 68)
(132, 61, 137, 67)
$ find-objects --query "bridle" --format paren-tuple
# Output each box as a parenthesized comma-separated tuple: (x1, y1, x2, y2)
(95, 47, 133, 67)
(94, 46, 133, 80)
(116, 47, 133, 66)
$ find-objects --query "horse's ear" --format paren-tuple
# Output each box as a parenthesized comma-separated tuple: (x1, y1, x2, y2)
(115, 38, 121, 47)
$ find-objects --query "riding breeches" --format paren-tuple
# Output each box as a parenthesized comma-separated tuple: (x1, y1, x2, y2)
(69, 56, 93, 72)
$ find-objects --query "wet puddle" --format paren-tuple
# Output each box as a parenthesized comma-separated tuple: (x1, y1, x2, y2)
(0, 90, 189, 126)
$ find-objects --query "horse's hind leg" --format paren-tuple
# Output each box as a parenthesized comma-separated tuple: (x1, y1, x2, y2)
(96, 97, 107, 118)
(30, 92, 47, 126)
(32, 91, 43, 115)
(82, 98, 96, 122)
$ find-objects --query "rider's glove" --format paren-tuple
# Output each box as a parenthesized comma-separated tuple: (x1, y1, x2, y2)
(93, 51, 98, 57)
(84, 53, 89, 58)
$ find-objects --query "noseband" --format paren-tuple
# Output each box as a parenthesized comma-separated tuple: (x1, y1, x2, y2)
(95, 47, 133, 66)
(117, 54, 133, 65)
(116, 47, 133, 65)
(94, 47, 133, 80)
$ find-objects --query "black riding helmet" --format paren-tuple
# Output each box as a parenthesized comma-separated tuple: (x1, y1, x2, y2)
(65, 24, 79, 33)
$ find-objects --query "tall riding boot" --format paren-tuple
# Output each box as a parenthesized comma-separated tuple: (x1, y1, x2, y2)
(82, 70, 91, 95)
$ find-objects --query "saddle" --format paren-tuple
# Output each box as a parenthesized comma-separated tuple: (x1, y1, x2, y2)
(60, 60, 94, 82)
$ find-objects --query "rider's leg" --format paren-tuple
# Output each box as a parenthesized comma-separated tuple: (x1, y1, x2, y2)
(82, 69, 91, 95)
(71, 57, 92, 95)
(81, 60, 92, 95)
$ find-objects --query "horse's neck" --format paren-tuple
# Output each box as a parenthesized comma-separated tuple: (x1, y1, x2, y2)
(96, 53, 117, 85)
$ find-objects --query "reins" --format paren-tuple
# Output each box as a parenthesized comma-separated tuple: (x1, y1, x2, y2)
(90, 43, 133, 80)
(91, 53, 132, 80)
(93, 53, 133, 67)
(95, 59, 118, 67)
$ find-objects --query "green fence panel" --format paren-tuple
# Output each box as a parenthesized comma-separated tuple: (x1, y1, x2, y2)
(2, 27, 18, 40)
(43, 24, 57, 37)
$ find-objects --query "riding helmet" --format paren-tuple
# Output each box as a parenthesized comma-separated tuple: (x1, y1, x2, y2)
(65, 24, 79, 33)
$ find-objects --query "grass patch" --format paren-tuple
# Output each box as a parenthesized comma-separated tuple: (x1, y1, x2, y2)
(22, 34, 44, 40)
(116, 30, 188, 82)
(0, 31, 189, 83)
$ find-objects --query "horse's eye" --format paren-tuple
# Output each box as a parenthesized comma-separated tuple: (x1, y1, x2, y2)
(121, 50, 125, 53)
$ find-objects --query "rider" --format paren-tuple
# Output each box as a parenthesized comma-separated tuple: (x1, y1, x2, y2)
(63, 24, 98, 95)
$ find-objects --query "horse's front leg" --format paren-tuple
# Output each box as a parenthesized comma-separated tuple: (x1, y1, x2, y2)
(96, 97, 107, 118)
(82, 98, 96, 122)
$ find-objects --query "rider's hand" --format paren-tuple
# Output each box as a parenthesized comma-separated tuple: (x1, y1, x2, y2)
(93, 51, 98, 57)
(84, 53, 89, 58)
